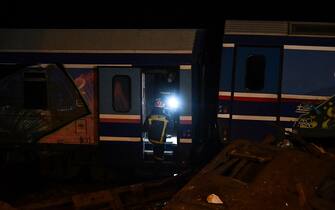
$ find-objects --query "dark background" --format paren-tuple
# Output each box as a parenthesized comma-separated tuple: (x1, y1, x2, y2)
(1, 2, 334, 28)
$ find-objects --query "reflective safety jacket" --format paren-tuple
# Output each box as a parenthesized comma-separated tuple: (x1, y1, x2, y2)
(145, 114, 169, 144)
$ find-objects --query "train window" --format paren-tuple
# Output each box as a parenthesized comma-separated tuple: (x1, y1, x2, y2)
(113, 75, 131, 112)
(245, 55, 266, 91)
(24, 72, 47, 109)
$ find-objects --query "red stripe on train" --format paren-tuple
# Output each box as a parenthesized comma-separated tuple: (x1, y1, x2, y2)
(219, 95, 326, 103)
(180, 120, 192, 125)
(219, 95, 277, 102)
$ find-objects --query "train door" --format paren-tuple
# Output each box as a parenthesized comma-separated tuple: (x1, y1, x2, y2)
(98, 67, 142, 164)
(141, 68, 180, 161)
(230, 46, 281, 142)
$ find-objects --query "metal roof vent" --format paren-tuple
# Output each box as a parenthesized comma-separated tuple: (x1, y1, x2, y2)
(225, 20, 288, 36)
(289, 22, 335, 37)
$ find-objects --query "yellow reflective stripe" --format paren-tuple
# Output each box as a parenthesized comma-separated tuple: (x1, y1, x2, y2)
(148, 115, 168, 143)
(149, 139, 165, 144)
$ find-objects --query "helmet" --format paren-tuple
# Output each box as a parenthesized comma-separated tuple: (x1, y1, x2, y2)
(154, 98, 165, 108)
(167, 73, 175, 83)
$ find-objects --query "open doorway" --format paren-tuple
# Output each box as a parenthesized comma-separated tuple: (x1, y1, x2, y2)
(141, 67, 180, 161)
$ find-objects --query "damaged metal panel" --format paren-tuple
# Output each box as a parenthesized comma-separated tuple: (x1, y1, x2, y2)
(164, 140, 335, 210)
(0, 64, 90, 143)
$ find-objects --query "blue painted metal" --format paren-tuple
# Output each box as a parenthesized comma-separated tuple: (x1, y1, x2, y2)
(220, 36, 335, 142)
(234, 47, 280, 93)
(230, 120, 278, 142)
(99, 122, 142, 137)
(232, 101, 278, 116)
(99, 67, 141, 115)
(180, 71, 192, 116)
(219, 47, 234, 91)
(282, 50, 335, 95)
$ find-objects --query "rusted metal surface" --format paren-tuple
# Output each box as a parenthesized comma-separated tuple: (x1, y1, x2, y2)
(164, 140, 335, 210)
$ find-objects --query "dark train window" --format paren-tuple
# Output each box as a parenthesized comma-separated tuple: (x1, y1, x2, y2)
(245, 55, 266, 91)
(24, 72, 47, 109)
(113, 75, 131, 112)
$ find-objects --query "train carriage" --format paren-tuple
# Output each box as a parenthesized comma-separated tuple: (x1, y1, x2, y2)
(0, 29, 195, 165)
(218, 20, 335, 142)
(2, 22, 335, 169)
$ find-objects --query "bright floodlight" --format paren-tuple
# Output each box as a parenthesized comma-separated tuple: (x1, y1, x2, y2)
(166, 96, 180, 110)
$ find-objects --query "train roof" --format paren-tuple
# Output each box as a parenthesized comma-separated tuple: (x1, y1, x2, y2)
(2, 22, 335, 54)
(225, 20, 335, 37)
(0, 29, 196, 53)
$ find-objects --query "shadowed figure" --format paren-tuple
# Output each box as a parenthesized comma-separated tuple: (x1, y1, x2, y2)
(143, 98, 172, 161)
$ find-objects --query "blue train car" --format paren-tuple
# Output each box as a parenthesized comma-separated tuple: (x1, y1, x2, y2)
(0, 29, 195, 165)
(218, 21, 335, 142)
(2, 24, 335, 168)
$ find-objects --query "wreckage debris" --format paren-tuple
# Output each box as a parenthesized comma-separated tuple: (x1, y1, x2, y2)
(4, 133, 335, 210)
(164, 139, 335, 210)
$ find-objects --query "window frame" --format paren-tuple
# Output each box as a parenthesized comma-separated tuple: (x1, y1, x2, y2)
(23, 71, 48, 110)
(245, 54, 266, 91)
(112, 75, 131, 113)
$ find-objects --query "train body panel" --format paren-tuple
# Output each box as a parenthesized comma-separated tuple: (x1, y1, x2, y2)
(0, 55, 193, 164)
(219, 21, 335, 142)
(3, 25, 335, 165)
(0, 29, 196, 164)
(40, 67, 97, 144)
(0, 64, 91, 143)
(99, 67, 141, 140)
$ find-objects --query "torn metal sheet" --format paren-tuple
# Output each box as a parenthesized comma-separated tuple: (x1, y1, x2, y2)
(164, 140, 335, 210)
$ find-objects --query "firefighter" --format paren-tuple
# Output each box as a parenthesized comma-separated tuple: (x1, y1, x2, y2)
(143, 98, 171, 161)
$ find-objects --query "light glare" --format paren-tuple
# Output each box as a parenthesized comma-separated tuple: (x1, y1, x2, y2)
(166, 96, 180, 109)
